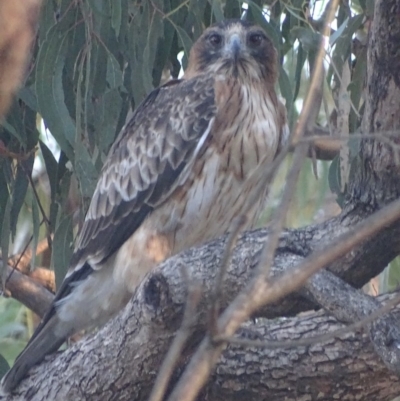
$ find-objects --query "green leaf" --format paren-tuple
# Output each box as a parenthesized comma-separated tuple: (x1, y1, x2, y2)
(111, 0, 122, 36)
(52, 214, 73, 289)
(18, 87, 38, 112)
(75, 143, 98, 199)
(1, 198, 11, 284)
(1, 120, 24, 146)
(293, 43, 305, 102)
(2, 102, 27, 147)
(0, 167, 9, 240)
(223, 0, 242, 19)
(39, 140, 58, 202)
(106, 52, 124, 90)
(348, 46, 367, 132)
(0, 353, 10, 379)
(92, 42, 108, 98)
(247, 2, 281, 51)
(174, 26, 193, 69)
(328, 14, 364, 80)
(291, 27, 321, 54)
(152, 17, 175, 86)
(143, 11, 164, 86)
(92, 89, 123, 153)
(329, 17, 349, 46)
(211, 0, 224, 22)
(278, 66, 294, 127)
(35, 9, 77, 162)
(31, 196, 40, 270)
(10, 156, 34, 239)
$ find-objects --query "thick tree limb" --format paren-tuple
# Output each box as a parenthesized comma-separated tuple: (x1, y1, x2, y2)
(2, 203, 400, 401)
(204, 304, 400, 401)
(304, 270, 400, 373)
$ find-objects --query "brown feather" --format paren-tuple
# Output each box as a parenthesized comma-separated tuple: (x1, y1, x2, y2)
(2, 19, 289, 393)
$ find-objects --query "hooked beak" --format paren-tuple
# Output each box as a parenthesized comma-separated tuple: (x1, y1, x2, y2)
(225, 34, 242, 61)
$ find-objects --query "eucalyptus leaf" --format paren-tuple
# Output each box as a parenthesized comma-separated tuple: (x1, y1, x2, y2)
(39, 140, 58, 202)
(75, 143, 99, 199)
(111, 0, 122, 36)
(0, 353, 10, 380)
(52, 214, 73, 289)
(175, 26, 194, 69)
(1, 198, 11, 286)
(211, 0, 224, 22)
(10, 156, 34, 239)
(31, 196, 40, 270)
(35, 9, 77, 162)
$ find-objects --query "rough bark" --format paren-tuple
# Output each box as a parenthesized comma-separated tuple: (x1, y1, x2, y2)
(205, 307, 400, 401)
(1, 224, 400, 401)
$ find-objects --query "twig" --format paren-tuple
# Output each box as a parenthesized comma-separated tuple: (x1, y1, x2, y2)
(254, 0, 339, 279)
(148, 265, 202, 401)
(22, 164, 53, 249)
(254, 142, 308, 278)
(209, 215, 248, 335)
(166, 4, 341, 400)
(2, 262, 54, 317)
(292, 0, 338, 143)
(8, 237, 49, 273)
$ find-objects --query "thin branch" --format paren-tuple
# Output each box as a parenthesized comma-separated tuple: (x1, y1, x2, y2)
(209, 215, 248, 334)
(255, 0, 339, 278)
(22, 164, 53, 248)
(2, 262, 54, 317)
(8, 237, 49, 273)
(166, 4, 341, 399)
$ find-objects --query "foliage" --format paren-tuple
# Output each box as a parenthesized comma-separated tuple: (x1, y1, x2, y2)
(0, 0, 388, 371)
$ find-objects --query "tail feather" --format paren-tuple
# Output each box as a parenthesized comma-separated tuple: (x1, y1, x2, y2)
(1, 315, 66, 393)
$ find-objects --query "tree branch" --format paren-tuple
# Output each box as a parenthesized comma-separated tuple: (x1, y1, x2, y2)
(3, 264, 53, 317)
(2, 196, 400, 400)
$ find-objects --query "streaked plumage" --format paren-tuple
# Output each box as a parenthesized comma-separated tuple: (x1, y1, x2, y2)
(2, 19, 288, 392)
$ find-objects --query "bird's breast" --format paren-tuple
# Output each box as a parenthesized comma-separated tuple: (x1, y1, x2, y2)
(163, 81, 281, 253)
(213, 81, 280, 180)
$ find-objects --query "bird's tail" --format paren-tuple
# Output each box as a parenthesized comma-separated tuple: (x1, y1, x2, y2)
(1, 315, 65, 393)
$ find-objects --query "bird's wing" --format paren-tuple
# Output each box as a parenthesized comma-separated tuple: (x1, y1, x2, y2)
(73, 76, 216, 269)
(51, 75, 217, 311)
(3, 76, 218, 388)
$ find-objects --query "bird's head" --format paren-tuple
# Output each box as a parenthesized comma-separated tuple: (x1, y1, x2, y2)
(185, 19, 277, 84)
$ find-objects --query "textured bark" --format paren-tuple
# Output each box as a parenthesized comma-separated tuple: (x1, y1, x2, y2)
(1, 224, 400, 401)
(2, 0, 400, 400)
(206, 306, 400, 401)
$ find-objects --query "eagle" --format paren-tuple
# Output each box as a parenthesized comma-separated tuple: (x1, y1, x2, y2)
(2, 19, 288, 392)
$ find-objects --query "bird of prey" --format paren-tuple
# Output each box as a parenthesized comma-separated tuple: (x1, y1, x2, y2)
(2, 19, 288, 392)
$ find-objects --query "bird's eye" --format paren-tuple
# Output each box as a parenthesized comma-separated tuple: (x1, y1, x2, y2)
(249, 33, 263, 46)
(208, 33, 222, 47)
